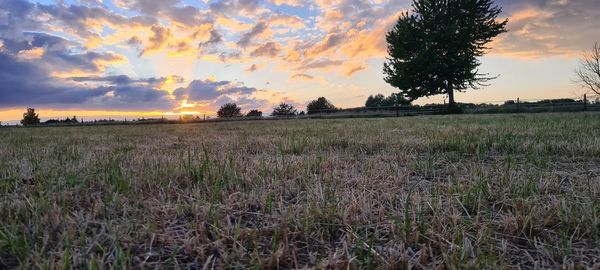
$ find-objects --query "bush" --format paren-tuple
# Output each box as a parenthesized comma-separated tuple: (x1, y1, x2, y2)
(245, 110, 263, 117)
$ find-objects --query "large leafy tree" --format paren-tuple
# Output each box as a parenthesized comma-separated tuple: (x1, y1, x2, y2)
(306, 97, 337, 114)
(384, 0, 508, 111)
(21, 108, 40, 126)
(217, 103, 242, 118)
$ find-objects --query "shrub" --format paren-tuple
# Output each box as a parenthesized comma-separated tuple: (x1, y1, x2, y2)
(246, 110, 263, 117)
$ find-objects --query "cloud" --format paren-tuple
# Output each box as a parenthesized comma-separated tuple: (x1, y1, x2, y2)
(250, 41, 280, 57)
(344, 64, 366, 76)
(237, 21, 268, 48)
(35, 2, 156, 39)
(492, 0, 600, 57)
(291, 73, 314, 80)
(267, 14, 305, 28)
(246, 64, 258, 72)
(297, 58, 344, 70)
(306, 33, 346, 57)
(209, 0, 260, 15)
(140, 25, 172, 56)
(174, 79, 258, 102)
(0, 52, 174, 110)
(2, 0, 600, 117)
(198, 29, 223, 51)
(113, 0, 180, 15)
(268, 0, 306, 7)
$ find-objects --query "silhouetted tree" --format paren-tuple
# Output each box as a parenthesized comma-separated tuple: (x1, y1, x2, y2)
(271, 103, 297, 117)
(383, 93, 412, 106)
(384, 0, 508, 112)
(366, 94, 386, 107)
(574, 42, 600, 95)
(366, 93, 412, 107)
(21, 108, 40, 126)
(245, 110, 263, 117)
(307, 97, 338, 114)
(217, 103, 242, 118)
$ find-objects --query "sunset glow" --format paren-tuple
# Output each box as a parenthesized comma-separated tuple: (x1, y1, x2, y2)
(1, 0, 599, 122)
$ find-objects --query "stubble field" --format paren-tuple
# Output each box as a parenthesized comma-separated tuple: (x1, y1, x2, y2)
(1, 113, 599, 269)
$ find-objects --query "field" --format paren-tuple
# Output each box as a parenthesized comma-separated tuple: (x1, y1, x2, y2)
(1, 113, 599, 269)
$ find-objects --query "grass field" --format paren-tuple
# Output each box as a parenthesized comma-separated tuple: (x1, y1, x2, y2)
(1, 113, 599, 269)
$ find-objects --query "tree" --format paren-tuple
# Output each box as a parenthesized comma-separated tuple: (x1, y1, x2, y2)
(21, 108, 40, 126)
(366, 93, 412, 107)
(271, 103, 297, 117)
(383, 93, 412, 106)
(383, 0, 508, 112)
(307, 97, 338, 114)
(217, 103, 242, 118)
(574, 42, 600, 95)
(246, 110, 263, 117)
(366, 94, 386, 107)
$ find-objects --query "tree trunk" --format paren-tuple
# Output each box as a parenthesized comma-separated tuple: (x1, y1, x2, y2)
(447, 84, 457, 113)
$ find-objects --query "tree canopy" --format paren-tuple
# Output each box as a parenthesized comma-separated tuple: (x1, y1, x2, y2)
(384, 0, 507, 111)
(306, 97, 337, 114)
(271, 103, 297, 117)
(217, 103, 242, 118)
(365, 93, 412, 107)
(21, 108, 40, 126)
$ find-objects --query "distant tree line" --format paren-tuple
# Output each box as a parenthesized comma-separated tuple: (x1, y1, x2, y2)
(216, 96, 339, 118)
(43, 116, 79, 124)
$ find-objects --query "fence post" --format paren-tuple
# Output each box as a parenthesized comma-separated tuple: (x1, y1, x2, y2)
(517, 98, 520, 111)
(395, 105, 399, 117)
(584, 94, 588, 111)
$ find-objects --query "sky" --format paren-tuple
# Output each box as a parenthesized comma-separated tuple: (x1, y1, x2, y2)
(0, 0, 599, 122)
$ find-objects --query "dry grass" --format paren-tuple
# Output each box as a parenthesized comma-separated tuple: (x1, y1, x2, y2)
(1, 113, 599, 269)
